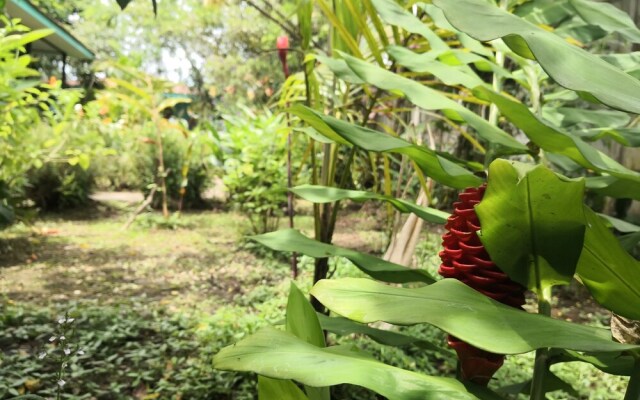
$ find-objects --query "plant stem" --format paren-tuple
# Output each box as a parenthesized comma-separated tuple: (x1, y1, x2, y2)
(530, 286, 552, 400)
(624, 359, 640, 400)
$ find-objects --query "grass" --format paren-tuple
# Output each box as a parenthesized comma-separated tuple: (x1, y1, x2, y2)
(0, 206, 631, 399)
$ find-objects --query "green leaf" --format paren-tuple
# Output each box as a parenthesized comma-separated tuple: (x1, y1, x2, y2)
(585, 176, 640, 200)
(318, 313, 454, 356)
(569, 0, 640, 43)
(433, 0, 640, 114)
(340, 54, 528, 154)
(474, 87, 640, 183)
(310, 278, 639, 354)
(620, 232, 640, 253)
(292, 185, 449, 224)
(497, 371, 578, 398)
(575, 208, 640, 320)
(214, 327, 479, 400)
(258, 377, 309, 400)
(287, 283, 326, 347)
(598, 214, 640, 233)
(550, 349, 637, 376)
(290, 105, 483, 189)
(387, 46, 484, 88)
(476, 160, 586, 290)
(286, 283, 329, 400)
(252, 229, 436, 284)
(371, 0, 448, 52)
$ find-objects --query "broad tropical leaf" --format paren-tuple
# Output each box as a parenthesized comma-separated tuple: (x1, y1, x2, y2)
(433, 0, 640, 114)
(285, 283, 328, 400)
(290, 105, 483, 189)
(214, 327, 479, 400)
(292, 185, 449, 224)
(252, 229, 436, 284)
(576, 208, 640, 320)
(340, 54, 528, 154)
(310, 278, 639, 354)
(476, 160, 586, 290)
(475, 87, 640, 183)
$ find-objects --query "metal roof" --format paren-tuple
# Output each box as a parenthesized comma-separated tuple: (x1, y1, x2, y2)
(5, 0, 94, 60)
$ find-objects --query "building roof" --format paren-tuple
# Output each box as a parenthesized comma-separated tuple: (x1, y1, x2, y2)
(5, 0, 94, 60)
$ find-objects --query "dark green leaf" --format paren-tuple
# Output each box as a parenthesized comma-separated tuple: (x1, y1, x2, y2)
(576, 208, 640, 320)
(292, 185, 449, 224)
(550, 349, 637, 376)
(252, 229, 436, 284)
(215, 328, 479, 400)
(585, 176, 640, 200)
(310, 278, 639, 354)
(317, 313, 454, 356)
(476, 160, 586, 290)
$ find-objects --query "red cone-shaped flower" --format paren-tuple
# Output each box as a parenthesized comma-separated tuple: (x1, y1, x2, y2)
(276, 35, 290, 78)
(438, 184, 525, 386)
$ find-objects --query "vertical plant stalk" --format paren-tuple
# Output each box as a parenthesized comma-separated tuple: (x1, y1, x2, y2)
(155, 116, 169, 218)
(277, 35, 298, 278)
(624, 358, 640, 400)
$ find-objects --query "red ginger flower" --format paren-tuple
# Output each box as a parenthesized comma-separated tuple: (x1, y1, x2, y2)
(276, 36, 290, 78)
(438, 184, 525, 386)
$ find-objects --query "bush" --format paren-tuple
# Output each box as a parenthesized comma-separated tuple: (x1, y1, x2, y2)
(221, 109, 291, 234)
(25, 163, 94, 211)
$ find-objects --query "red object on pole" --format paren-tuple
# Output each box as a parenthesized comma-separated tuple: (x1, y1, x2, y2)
(276, 35, 290, 78)
(438, 184, 526, 385)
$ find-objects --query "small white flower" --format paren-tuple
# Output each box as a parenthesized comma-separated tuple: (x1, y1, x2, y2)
(49, 336, 56, 342)
(57, 379, 66, 388)
(58, 317, 66, 325)
(38, 352, 47, 359)
(59, 336, 66, 341)
(66, 318, 75, 323)
(64, 348, 71, 355)
(76, 349, 85, 355)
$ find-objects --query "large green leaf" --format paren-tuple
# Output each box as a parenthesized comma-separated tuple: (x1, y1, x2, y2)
(433, 0, 640, 114)
(285, 283, 329, 400)
(550, 349, 637, 376)
(292, 185, 449, 224)
(569, 0, 640, 43)
(310, 278, 639, 354)
(474, 87, 640, 183)
(290, 105, 483, 189)
(340, 54, 528, 154)
(475, 160, 586, 290)
(318, 313, 454, 356)
(214, 327, 479, 400)
(370, 0, 448, 52)
(585, 176, 640, 200)
(575, 208, 640, 320)
(252, 229, 436, 284)
(387, 46, 484, 88)
(258, 377, 309, 400)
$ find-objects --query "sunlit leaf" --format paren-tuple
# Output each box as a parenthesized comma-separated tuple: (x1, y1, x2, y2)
(433, 0, 640, 114)
(214, 327, 479, 400)
(310, 278, 639, 354)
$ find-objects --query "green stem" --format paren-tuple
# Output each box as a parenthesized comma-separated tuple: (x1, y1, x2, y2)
(531, 286, 552, 400)
(624, 360, 640, 400)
